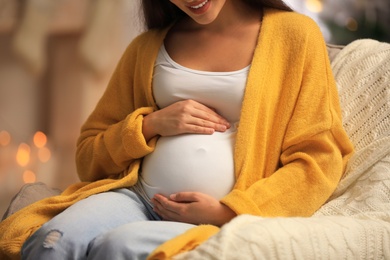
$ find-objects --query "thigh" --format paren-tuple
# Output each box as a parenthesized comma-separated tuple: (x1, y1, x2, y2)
(22, 189, 155, 260)
(88, 221, 196, 260)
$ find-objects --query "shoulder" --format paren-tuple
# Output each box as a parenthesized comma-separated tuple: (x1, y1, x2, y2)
(263, 8, 322, 39)
(118, 27, 169, 65)
(126, 28, 167, 52)
(264, 8, 319, 29)
(260, 8, 326, 55)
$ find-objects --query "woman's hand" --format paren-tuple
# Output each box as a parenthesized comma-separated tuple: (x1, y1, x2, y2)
(142, 99, 230, 141)
(151, 192, 237, 226)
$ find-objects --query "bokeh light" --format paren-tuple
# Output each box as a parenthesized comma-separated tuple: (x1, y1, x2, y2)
(0, 131, 11, 147)
(38, 147, 51, 163)
(16, 143, 31, 167)
(23, 170, 36, 183)
(33, 131, 47, 148)
(346, 18, 358, 31)
(305, 0, 323, 13)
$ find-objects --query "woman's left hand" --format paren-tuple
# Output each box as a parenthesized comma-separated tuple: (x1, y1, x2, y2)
(151, 192, 236, 226)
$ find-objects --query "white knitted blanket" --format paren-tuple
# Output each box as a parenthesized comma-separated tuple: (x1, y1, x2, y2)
(175, 39, 390, 259)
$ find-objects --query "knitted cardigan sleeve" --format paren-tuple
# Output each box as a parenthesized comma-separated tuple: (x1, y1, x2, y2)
(75, 32, 160, 182)
(149, 10, 354, 260)
(220, 10, 354, 217)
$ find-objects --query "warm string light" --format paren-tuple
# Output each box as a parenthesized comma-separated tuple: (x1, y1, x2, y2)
(0, 131, 11, 147)
(34, 131, 51, 163)
(346, 17, 358, 32)
(33, 131, 47, 148)
(38, 147, 51, 163)
(1, 130, 52, 184)
(23, 170, 36, 183)
(16, 143, 31, 167)
(305, 0, 323, 13)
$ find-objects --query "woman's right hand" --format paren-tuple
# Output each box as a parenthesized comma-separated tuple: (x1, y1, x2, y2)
(142, 99, 230, 141)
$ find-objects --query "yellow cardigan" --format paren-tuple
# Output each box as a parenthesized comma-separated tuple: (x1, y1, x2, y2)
(0, 8, 354, 260)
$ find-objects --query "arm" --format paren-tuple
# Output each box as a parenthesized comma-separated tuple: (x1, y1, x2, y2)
(151, 17, 354, 223)
(76, 34, 230, 182)
(76, 31, 164, 182)
(152, 192, 236, 226)
(142, 99, 230, 142)
(221, 19, 354, 218)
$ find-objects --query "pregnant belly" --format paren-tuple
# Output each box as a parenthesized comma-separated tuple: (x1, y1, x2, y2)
(140, 127, 236, 200)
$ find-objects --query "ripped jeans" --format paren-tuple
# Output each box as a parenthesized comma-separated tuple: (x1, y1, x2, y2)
(21, 188, 195, 260)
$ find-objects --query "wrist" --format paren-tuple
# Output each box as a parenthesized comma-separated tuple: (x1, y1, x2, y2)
(142, 113, 158, 142)
(215, 204, 237, 226)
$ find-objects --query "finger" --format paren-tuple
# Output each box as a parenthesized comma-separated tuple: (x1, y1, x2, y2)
(191, 106, 230, 128)
(170, 192, 199, 203)
(153, 194, 180, 213)
(180, 122, 215, 135)
(153, 203, 175, 221)
(187, 118, 228, 133)
(181, 113, 229, 134)
(183, 100, 230, 127)
(152, 197, 184, 221)
(153, 193, 169, 203)
(151, 197, 173, 218)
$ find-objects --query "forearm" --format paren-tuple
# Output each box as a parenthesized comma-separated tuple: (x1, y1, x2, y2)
(142, 113, 159, 143)
(222, 130, 352, 217)
(76, 107, 156, 181)
(214, 203, 237, 226)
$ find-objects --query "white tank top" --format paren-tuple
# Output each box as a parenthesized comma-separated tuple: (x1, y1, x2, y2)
(139, 45, 249, 200)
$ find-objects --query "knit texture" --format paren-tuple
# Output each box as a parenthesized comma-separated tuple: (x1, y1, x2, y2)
(0, 9, 353, 259)
(149, 9, 353, 259)
(172, 39, 390, 259)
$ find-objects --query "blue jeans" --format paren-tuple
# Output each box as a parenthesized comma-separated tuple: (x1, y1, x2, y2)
(21, 188, 195, 260)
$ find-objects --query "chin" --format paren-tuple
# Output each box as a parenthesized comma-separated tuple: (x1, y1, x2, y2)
(193, 16, 218, 26)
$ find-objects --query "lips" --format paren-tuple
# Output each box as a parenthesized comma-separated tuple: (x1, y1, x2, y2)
(189, 0, 208, 9)
(187, 0, 210, 14)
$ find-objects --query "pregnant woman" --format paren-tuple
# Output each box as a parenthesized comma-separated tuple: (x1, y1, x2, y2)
(0, 0, 354, 259)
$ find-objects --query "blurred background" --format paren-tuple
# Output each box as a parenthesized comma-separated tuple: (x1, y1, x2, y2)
(0, 0, 389, 217)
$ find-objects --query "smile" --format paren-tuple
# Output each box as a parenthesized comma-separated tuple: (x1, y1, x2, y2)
(189, 0, 208, 9)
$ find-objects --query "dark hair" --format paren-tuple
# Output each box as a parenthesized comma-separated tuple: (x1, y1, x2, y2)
(141, 0, 293, 30)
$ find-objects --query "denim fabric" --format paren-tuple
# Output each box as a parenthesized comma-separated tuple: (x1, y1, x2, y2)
(21, 188, 194, 260)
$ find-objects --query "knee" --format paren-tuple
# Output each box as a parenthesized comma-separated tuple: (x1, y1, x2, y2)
(22, 229, 75, 260)
(88, 228, 147, 260)
(87, 221, 194, 259)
